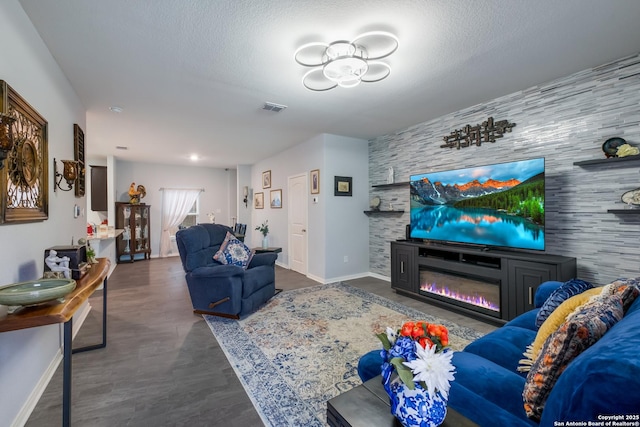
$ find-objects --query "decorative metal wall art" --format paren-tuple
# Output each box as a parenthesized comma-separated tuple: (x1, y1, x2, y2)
(0, 80, 49, 224)
(74, 124, 85, 197)
(440, 117, 516, 150)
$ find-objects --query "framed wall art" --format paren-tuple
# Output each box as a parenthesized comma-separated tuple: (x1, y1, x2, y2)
(262, 170, 271, 189)
(255, 192, 264, 209)
(270, 189, 282, 208)
(334, 176, 352, 197)
(310, 169, 320, 194)
(0, 80, 49, 224)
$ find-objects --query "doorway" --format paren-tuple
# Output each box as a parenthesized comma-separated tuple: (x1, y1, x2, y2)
(288, 174, 307, 274)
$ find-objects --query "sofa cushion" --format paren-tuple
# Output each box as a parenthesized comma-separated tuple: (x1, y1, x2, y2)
(452, 351, 533, 422)
(535, 278, 593, 327)
(449, 381, 536, 427)
(504, 309, 538, 331)
(464, 326, 536, 377)
(523, 288, 627, 421)
(213, 232, 254, 269)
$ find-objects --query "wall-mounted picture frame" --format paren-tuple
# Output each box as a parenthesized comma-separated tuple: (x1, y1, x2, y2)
(255, 192, 264, 209)
(310, 169, 320, 194)
(270, 189, 282, 208)
(262, 170, 271, 189)
(0, 80, 49, 224)
(334, 176, 352, 197)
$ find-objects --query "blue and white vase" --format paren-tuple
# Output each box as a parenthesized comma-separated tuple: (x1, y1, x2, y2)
(262, 236, 269, 249)
(384, 378, 448, 427)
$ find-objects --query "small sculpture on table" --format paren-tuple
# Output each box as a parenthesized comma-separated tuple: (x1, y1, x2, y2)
(45, 250, 71, 279)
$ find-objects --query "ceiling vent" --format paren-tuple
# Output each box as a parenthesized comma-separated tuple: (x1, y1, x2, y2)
(262, 102, 287, 113)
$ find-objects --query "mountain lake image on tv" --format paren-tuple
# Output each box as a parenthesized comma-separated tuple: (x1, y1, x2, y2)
(410, 158, 545, 251)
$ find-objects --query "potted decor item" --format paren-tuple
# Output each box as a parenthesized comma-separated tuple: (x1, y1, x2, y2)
(376, 321, 456, 427)
(255, 220, 269, 249)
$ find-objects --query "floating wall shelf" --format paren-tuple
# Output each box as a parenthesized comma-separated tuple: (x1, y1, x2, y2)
(364, 210, 405, 215)
(574, 156, 640, 167)
(371, 182, 409, 189)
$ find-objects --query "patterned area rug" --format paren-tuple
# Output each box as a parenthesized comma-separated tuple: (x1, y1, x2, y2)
(204, 282, 484, 427)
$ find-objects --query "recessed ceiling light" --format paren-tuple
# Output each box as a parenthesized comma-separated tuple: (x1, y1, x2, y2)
(109, 106, 123, 113)
(190, 154, 199, 161)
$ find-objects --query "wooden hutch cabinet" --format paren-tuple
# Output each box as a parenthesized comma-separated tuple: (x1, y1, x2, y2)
(115, 202, 151, 263)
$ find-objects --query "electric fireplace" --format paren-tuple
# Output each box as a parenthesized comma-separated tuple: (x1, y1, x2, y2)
(419, 268, 501, 318)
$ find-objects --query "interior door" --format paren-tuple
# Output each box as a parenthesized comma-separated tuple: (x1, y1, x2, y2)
(288, 174, 307, 274)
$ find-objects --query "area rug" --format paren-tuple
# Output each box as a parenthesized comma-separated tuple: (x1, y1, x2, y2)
(204, 282, 484, 427)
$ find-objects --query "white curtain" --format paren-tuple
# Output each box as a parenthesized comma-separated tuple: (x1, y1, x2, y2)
(159, 188, 202, 257)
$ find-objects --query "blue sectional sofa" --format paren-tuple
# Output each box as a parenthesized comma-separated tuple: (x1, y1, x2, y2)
(358, 280, 640, 426)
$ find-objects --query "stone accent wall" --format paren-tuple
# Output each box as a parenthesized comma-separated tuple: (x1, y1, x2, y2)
(369, 53, 640, 285)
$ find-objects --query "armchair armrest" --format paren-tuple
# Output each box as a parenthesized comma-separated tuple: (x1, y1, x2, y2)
(248, 252, 277, 268)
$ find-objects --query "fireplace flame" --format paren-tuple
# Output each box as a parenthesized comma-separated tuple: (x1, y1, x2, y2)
(420, 282, 500, 312)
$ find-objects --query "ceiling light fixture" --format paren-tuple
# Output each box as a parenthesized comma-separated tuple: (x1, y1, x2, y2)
(294, 31, 399, 91)
(109, 106, 123, 113)
(190, 154, 199, 161)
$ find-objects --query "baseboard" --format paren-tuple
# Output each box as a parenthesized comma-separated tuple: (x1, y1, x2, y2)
(368, 272, 390, 282)
(305, 273, 325, 284)
(11, 303, 92, 427)
(305, 271, 390, 285)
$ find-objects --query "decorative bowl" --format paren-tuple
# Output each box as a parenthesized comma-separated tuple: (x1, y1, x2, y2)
(621, 188, 640, 206)
(602, 137, 626, 157)
(0, 278, 76, 307)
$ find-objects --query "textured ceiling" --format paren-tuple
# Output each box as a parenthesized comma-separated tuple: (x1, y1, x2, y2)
(18, 0, 640, 168)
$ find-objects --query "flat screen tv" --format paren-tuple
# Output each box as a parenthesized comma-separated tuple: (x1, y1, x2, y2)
(409, 158, 545, 251)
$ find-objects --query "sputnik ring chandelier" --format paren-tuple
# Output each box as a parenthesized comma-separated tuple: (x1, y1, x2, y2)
(294, 31, 399, 91)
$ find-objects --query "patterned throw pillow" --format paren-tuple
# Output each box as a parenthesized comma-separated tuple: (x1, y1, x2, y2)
(213, 232, 254, 269)
(518, 286, 602, 373)
(535, 279, 593, 328)
(522, 284, 638, 421)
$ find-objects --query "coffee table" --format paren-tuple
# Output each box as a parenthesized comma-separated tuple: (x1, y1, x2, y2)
(327, 376, 478, 427)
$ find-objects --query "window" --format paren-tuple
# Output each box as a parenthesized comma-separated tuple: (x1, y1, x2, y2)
(179, 197, 199, 229)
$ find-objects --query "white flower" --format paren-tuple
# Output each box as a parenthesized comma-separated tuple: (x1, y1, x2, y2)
(403, 341, 455, 399)
(385, 327, 397, 346)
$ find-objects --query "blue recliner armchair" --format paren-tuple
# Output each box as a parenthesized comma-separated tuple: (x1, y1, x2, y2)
(176, 223, 277, 318)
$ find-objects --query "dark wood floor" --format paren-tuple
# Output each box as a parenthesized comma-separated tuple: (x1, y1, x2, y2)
(26, 257, 496, 427)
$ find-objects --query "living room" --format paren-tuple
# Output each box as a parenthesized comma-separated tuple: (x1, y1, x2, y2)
(1, 1, 640, 426)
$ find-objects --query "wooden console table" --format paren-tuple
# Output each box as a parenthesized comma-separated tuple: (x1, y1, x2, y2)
(0, 257, 110, 427)
(327, 376, 477, 427)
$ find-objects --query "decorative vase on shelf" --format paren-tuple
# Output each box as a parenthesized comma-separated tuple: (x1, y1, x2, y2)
(384, 377, 448, 427)
(262, 236, 269, 249)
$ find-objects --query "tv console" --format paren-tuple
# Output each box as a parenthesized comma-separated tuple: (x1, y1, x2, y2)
(390, 240, 577, 323)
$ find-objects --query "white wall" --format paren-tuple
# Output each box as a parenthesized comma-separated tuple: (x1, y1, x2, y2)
(323, 135, 370, 280)
(114, 160, 236, 258)
(251, 133, 369, 282)
(0, 1, 87, 425)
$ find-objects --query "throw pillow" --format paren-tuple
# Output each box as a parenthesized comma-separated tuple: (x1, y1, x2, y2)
(535, 278, 593, 328)
(522, 290, 626, 421)
(213, 232, 254, 269)
(593, 278, 640, 313)
(518, 286, 603, 373)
